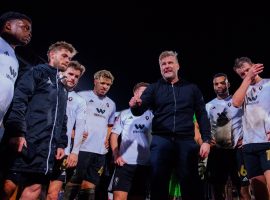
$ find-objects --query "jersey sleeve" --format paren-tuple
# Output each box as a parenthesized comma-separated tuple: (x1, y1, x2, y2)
(72, 98, 87, 155)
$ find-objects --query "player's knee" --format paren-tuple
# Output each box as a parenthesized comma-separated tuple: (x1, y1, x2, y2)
(3, 180, 17, 197)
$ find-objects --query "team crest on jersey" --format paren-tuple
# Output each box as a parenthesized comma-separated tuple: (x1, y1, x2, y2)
(115, 115, 120, 122)
(4, 51, 9, 56)
(89, 99, 94, 102)
(128, 116, 133, 119)
(145, 116, 149, 120)
(227, 102, 231, 107)
(68, 97, 73, 101)
(106, 103, 109, 107)
(211, 106, 216, 110)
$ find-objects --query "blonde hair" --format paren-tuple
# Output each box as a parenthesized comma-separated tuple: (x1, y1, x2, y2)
(94, 70, 114, 83)
(159, 51, 179, 65)
(47, 41, 77, 61)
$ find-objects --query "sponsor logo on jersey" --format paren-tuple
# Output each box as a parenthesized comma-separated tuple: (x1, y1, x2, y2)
(9, 66, 17, 78)
(247, 96, 257, 102)
(94, 108, 106, 118)
(246, 87, 261, 105)
(135, 124, 145, 129)
(96, 108, 105, 114)
(6, 66, 17, 81)
(133, 124, 146, 133)
(246, 95, 258, 105)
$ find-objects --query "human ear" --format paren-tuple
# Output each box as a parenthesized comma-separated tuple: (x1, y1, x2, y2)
(4, 21, 12, 31)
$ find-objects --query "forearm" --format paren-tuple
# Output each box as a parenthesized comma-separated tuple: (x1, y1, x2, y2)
(72, 120, 85, 155)
(110, 133, 119, 158)
(232, 78, 252, 107)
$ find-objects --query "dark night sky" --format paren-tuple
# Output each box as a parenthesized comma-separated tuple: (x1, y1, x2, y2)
(1, 1, 270, 110)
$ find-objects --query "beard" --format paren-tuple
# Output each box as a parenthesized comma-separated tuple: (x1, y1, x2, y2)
(52, 60, 66, 71)
(1, 32, 28, 46)
(215, 88, 228, 97)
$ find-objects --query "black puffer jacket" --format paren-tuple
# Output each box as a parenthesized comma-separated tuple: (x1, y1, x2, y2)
(132, 78, 211, 142)
(4, 64, 68, 174)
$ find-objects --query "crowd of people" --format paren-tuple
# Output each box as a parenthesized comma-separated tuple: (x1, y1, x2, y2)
(1, 11, 270, 200)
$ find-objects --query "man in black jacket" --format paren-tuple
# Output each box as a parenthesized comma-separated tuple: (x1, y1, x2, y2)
(0, 41, 77, 200)
(129, 50, 211, 200)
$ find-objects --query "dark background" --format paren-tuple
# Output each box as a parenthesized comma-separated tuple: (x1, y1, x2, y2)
(1, 1, 270, 110)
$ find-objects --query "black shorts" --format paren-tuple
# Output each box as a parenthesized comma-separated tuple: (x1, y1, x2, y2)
(206, 147, 240, 187)
(112, 164, 150, 196)
(236, 148, 250, 186)
(69, 151, 106, 185)
(50, 155, 68, 182)
(6, 171, 49, 186)
(243, 142, 270, 179)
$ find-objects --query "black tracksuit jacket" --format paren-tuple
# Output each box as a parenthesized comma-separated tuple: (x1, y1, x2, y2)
(132, 78, 211, 142)
(4, 64, 68, 174)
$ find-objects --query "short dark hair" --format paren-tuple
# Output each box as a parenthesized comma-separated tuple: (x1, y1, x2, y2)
(233, 57, 253, 70)
(213, 73, 228, 80)
(0, 11, 32, 31)
(133, 82, 150, 93)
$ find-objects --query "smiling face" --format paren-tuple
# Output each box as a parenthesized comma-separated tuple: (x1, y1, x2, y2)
(159, 55, 179, 83)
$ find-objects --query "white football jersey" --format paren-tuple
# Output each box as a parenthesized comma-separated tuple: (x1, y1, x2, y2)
(78, 90, 116, 154)
(112, 109, 153, 165)
(65, 91, 86, 155)
(242, 79, 270, 144)
(206, 96, 243, 148)
(0, 37, 19, 126)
